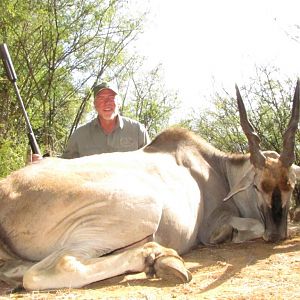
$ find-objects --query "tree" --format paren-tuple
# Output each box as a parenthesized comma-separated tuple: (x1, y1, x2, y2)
(116, 62, 180, 138)
(0, 0, 147, 177)
(188, 66, 298, 153)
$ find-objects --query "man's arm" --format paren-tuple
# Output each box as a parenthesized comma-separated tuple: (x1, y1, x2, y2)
(61, 133, 80, 159)
(30, 132, 80, 162)
(138, 124, 150, 148)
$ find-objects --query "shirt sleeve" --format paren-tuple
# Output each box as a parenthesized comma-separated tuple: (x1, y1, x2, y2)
(138, 124, 151, 148)
(61, 133, 80, 159)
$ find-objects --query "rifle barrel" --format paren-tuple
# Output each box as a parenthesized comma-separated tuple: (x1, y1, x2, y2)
(0, 44, 17, 82)
(0, 43, 41, 155)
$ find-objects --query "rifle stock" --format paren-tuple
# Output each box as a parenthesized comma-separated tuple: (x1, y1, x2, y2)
(0, 43, 41, 155)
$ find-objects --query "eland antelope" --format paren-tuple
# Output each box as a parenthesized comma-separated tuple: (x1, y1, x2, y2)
(0, 81, 299, 290)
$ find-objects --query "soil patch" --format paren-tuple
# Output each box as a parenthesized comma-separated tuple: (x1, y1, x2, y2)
(0, 224, 299, 299)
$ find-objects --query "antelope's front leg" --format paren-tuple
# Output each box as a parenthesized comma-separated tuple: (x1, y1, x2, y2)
(23, 242, 191, 291)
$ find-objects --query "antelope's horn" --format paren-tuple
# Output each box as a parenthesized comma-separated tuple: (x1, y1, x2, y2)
(279, 79, 300, 167)
(236, 84, 266, 168)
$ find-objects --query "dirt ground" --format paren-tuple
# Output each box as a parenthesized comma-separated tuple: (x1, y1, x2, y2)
(0, 224, 299, 300)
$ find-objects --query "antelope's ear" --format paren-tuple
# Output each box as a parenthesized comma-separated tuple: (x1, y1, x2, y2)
(292, 164, 300, 181)
(223, 167, 256, 201)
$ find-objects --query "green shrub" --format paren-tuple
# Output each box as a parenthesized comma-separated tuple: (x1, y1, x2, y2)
(0, 138, 27, 178)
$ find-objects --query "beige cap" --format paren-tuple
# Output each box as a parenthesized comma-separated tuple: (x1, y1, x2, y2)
(93, 82, 118, 98)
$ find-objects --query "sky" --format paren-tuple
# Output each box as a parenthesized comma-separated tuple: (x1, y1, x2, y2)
(132, 0, 300, 113)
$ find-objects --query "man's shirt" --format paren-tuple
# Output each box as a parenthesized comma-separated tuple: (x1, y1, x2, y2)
(62, 116, 150, 159)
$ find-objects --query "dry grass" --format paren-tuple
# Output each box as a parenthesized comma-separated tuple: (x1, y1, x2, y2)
(0, 224, 299, 299)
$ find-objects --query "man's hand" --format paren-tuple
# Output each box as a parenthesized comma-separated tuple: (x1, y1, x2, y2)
(30, 154, 43, 163)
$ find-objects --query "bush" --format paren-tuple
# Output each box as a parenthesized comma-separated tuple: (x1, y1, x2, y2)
(0, 137, 27, 178)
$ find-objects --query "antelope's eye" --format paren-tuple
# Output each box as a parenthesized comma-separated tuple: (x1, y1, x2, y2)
(253, 184, 259, 191)
(261, 180, 273, 193)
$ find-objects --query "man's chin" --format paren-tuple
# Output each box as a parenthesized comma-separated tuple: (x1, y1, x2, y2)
(99, 113, 118, 121)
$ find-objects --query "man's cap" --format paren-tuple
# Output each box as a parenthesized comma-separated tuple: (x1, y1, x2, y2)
(93, 82, 118, 98)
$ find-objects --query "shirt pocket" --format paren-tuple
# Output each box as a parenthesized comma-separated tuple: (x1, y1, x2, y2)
(119, 137, 138, 151)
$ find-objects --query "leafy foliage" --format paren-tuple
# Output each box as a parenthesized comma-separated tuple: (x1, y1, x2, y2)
(119, 64, 179, 138)
(0, 135, 27, 176)
(0, 0, 148, 177)
(189, 67, 299, 158)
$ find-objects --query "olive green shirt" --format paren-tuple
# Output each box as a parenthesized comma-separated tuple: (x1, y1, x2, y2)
(62, 116, 150, 159)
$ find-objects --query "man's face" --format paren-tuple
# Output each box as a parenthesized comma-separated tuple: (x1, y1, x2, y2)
(94, 89, 118, 120)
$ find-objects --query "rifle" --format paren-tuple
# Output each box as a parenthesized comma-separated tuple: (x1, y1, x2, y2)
(0, 43, 41, 155)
